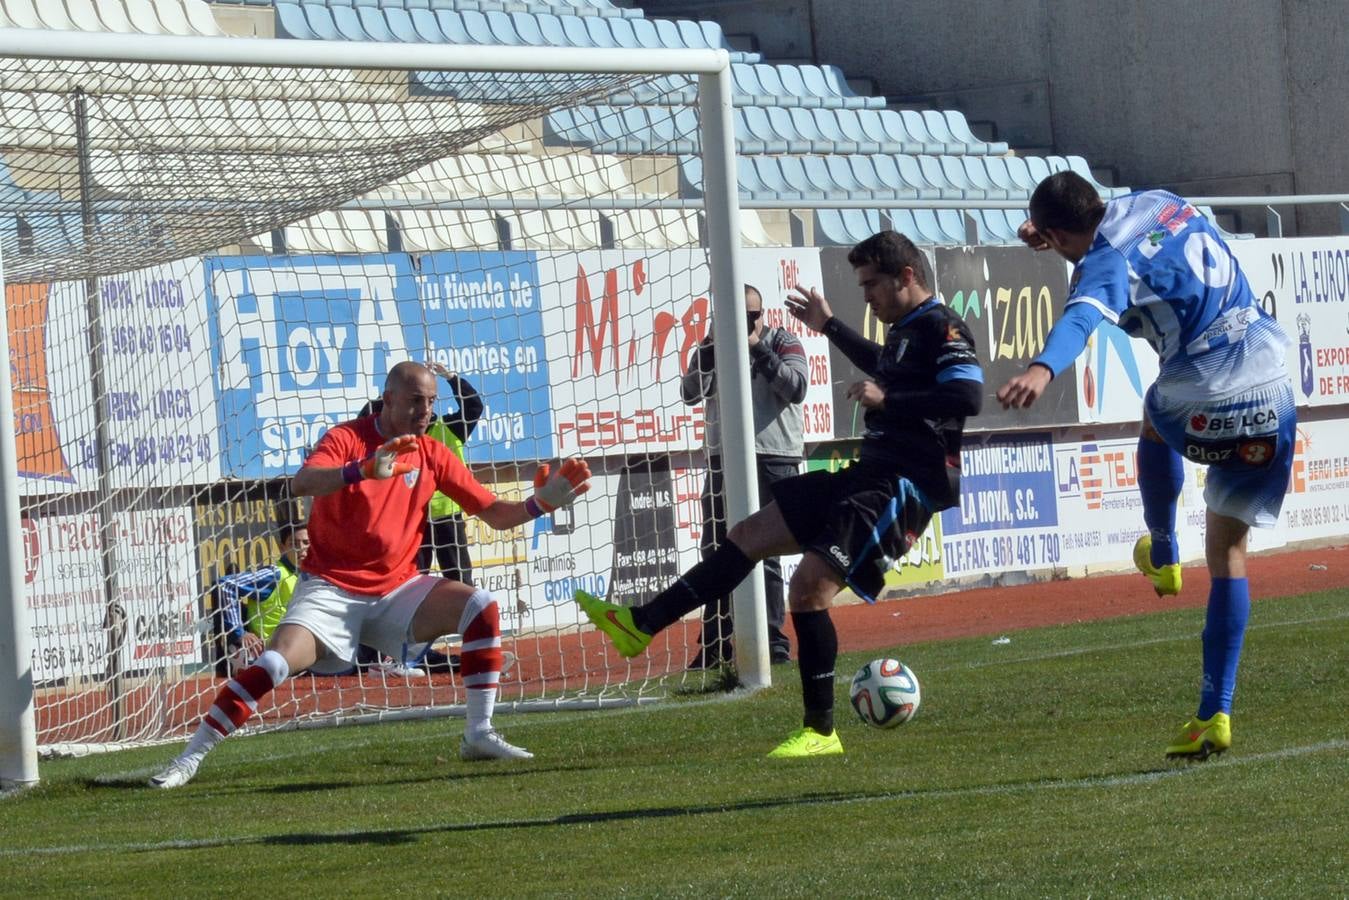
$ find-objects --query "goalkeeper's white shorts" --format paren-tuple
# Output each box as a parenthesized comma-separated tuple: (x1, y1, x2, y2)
(280, 573, 441, 675)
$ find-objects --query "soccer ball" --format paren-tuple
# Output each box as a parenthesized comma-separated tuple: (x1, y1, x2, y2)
(849, 658, 921, 729)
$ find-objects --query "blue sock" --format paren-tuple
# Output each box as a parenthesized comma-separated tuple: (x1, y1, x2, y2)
(1198, 577, 1250, 719)
(1137, 438, 1184, 567)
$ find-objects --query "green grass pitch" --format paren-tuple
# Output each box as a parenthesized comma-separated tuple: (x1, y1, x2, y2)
(4, 589, 1346, 897)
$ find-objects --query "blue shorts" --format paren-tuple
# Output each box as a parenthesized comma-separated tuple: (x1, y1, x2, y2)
(1145, 380, 1296, 528)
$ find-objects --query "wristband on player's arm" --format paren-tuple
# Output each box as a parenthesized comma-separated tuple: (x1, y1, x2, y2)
(341, 460, 364, 484)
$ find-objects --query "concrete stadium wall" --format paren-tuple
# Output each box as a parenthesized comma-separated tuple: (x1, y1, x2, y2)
(646, 0, 1349, 237)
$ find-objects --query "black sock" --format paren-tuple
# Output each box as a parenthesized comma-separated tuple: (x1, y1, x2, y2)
(632, 542, 757, 635)
(793, 609, 837, 735)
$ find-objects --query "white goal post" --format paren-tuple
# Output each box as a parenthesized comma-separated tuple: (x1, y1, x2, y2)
(0, 27, 767, 790)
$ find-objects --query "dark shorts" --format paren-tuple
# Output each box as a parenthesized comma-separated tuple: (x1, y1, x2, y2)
(771, 461, 933, 604)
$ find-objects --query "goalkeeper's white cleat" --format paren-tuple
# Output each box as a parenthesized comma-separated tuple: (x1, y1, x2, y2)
(460, 729, 533, 761)
(148, 752, 203, 789)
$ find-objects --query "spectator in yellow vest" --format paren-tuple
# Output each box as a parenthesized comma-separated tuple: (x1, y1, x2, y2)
(219, 521, 310, 673)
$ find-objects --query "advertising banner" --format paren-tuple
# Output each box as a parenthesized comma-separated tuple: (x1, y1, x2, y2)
(540, 247, 832, 456)
(23, 506, 200, 684)
(1231, 237, 1349, 407)
(13, 257, 219, 494)
(935, 246, 1080, 429)
(205, 252, 552, 477)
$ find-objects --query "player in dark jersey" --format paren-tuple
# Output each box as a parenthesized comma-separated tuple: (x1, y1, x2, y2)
(576, 231, 983, 757)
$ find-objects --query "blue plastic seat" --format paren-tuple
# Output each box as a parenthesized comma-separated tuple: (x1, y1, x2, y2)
(544, 108, 590, 146)
(1024, 156, 1062, 192)
(432, 8, 473, 42)
(864, 156, 915, 200)
(407, 7, 446, 40)
(881, 155, 937, 198)
(581, 13, 618, 47)
(274, 2, 313, 38)
(1001, 156, 1039, 192)
(325, 3, 368, 40)
(380, 5, 421, 40)
(942, 109, 1008, 155)
(815, 208, 881, 246)
(737, 64, 777, 104)
(915, 155, 964, 199)
(676, 154, 698, 196)
(949, 156, 1007, 199)
(355, 5, 396, 40)
(775, 67, 823, 109)
(558, 13, 591, 46)
(738, 107, 786, 154)
(817, 155, 868, 198)
(894, 110, 945, 155)
(765, 107, 810, 152)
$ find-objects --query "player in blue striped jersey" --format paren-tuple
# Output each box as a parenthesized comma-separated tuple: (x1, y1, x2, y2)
(998, 171, 1296, 759)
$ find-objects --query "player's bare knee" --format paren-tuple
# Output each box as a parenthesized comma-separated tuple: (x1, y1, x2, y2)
(725, 520, 764, 558)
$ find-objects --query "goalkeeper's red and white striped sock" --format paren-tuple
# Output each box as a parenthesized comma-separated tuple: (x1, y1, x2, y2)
(182, 650, 290, 758)
(458, 589, 503, 736)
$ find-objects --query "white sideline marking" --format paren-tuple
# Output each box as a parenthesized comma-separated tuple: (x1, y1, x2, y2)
(12, 738, 1347, 858)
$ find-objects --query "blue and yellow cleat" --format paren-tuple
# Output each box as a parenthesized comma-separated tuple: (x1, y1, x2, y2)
(574, 589, 652, 658)
(1134, 535, 1182, 597)
(767, 726, 844, 758)
(1165, 712, 1231, 760)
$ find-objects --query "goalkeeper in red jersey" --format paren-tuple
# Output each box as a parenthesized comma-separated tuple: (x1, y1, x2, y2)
(151, 361, 590, 788)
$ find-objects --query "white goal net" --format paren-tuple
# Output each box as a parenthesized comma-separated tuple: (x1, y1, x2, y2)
(1, 31, 771, 764)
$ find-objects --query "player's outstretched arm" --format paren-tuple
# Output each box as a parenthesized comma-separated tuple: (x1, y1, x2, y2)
(478, 457, 592, 530)
(996, 364, 1054, 409)
(292, 435, 419, 497)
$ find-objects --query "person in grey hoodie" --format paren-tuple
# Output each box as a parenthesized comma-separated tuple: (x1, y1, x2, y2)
(681, 284, 807, 669)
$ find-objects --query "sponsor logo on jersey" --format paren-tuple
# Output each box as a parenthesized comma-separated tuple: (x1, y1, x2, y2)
(1183, 437, 1277, 466)
(404, 467, 420, 488)
(1186, 409, 1278, 438)
(1157, 201, 1197, 235)
(1139, 229, 1168, 259)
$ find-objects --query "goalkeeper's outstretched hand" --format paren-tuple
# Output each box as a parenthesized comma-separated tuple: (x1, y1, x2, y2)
(360, 435, 419, 480)
(531, 457, 591, 513)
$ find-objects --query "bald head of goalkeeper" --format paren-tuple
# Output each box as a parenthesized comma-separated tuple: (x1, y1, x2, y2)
(378, 361, 439, 438)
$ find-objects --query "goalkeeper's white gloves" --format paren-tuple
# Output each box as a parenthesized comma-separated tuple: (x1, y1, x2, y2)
(526, 457, 591, 516)
(342, 435, 419, 484)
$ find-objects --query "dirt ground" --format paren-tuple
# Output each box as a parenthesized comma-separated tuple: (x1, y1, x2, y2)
(819, 543, 1349, 651)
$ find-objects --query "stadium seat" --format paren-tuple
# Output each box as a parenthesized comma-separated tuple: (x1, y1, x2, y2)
(895, 110, 949, 155)
(814, 208, 881, 246)
(607, 209, 698, 248)
(940, 109, 1009, 155)
(394, 209, 500, 251)
(951, 155, 1011, 199)
(917, 155, 965, 199)
(507, 209, 601, 249)
(283, 210, 388, 254)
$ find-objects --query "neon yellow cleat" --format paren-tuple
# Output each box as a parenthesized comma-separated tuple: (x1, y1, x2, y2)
(767, 726, 844, 758)
(1134, 534, 1182, 597)
(574, 589, 651, 658)
(1165, 712, 1231, 760)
